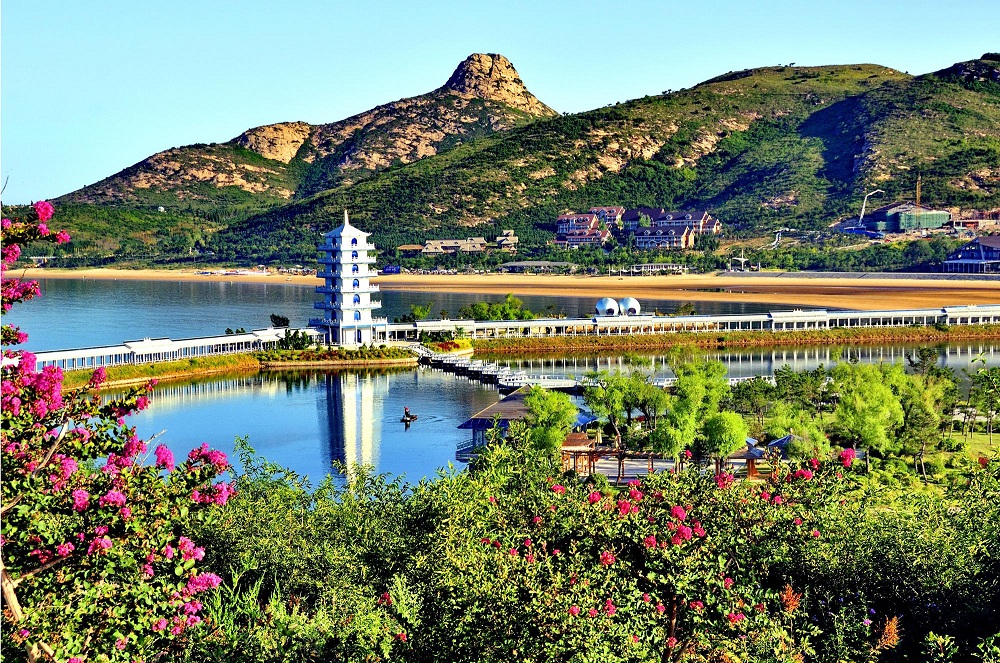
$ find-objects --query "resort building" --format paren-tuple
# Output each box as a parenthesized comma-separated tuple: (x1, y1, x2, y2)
(622, 208, 721, 234)
(399, 231, 518, 255)
(495, 230, 519, 253)
(311, 211, 389, 346)
(555, 228, 612, 248)
(943, 236, 1000, 273)
(556, 213, 600, 235)
(589, 206, 625, 228)
(862, 202, 952, 233)
(632, 226, 695, 250)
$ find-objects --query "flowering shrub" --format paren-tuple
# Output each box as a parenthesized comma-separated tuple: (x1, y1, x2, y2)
(1, 204, 231, 662)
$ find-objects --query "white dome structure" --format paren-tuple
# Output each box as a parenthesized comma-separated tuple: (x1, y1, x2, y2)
(619, 297, 641, 316)
(595, 297, 620, 316)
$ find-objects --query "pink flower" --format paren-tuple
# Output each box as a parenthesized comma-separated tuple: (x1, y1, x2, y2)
(588, 608, 598, 618)
(617, 500, 632, 517)
(794, 468, 814, 481)
(727, 612, 746, 624)
(693, 521, 706, 537)
(714, 472, 735, 489)
(684, 449, 692, 458)
(627, 479, 641, 488)
(760, 491, 771, 501)
(723, 577, 734, 589)
(154, 444, 175, 471)
(88, 367, 107, 388)
(772, 495, 784, 505)
(604, 599, 616, 616)
(656, 602, 665, 614)
(184, 572, 222, 595)
(629, 488, 643, 501)
(488, 496, 496, 503)
(568, 605, 580, 616)
(531, 515, 542, 525)
(33, 201, 54, 222)
(56, 542, 74, 557)
(115, 637, 128, 650)
(71, 489, 89, 512)
(163, 544, 176, 560)
(67, 659, 83, 663)
(809, 458, 820, 469)
(523, 538, 532, 547)
(599, 550, 616, 566)
(670, 505, 687, 521)
(55, 230, 71, 244)
(551, 484, 565, 495)
(840, 448, 856, 467)
(87, 536, 112, 555)
(135, 395, 150, 411)
(643, 534, 657, 548)
(666, 636, 678, 648)
(587, 490, 602, 503)
(509, 548, 518, 556)
(794, 517, 803, 526)
(690, 600, 704, 611)
(99, 490, 127, 508)
(812, 530, 821, 538)
(642, 593, 651, 603)
(120, 507, 132, 519)
(397, 632, 407, 642)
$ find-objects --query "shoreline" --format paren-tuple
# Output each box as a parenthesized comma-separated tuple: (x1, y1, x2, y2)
(19, 267, 1000, 311)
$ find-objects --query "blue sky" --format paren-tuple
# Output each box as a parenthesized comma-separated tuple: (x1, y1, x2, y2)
(3, 0, 998, 203)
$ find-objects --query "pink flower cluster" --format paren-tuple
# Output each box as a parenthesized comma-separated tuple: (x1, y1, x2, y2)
(183, 572, 222, 596)
(154, 444, 175, 471)
(188, 443, 228, 471)
(793, 468, 814, 481)
(599, 550, 616, 566)
(98, 490, 127, 508)
(714, 472, 735, 489)
(192, 481, 235, 506)
(839, 447, 856, 467)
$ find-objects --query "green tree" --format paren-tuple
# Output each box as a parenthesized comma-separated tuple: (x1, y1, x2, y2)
(269, 313, 290, 327)
(832, 362, 905, 456)
(703, 411, 750, 473)
(730, 377, 778, 437)
(523, 386, 578, 455)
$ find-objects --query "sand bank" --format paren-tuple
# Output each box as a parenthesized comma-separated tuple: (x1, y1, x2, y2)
(19, 268, 1000, 310)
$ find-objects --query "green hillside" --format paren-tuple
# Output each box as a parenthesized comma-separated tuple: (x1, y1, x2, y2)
(24, 54, 1000, 266)
(216, 56, 1000, 262)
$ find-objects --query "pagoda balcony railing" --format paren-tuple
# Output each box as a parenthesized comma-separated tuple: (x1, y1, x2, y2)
(313, 301, 382, 310)
(318, 242, 376, 252)
(317, 255, 378, 265)
(315, 285, 381, 295)
(316, 269, 377, 279)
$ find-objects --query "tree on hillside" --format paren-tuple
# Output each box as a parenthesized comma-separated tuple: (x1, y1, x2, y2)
(523, 386, 578, 455)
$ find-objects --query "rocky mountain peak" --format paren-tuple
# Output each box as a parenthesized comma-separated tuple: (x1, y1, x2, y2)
(441, 53, 556, 117)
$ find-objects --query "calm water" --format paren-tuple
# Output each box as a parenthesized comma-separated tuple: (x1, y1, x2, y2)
(130, 368, 499, 484)
(10, 278, 797, 351)
(8, 278, 999, 483)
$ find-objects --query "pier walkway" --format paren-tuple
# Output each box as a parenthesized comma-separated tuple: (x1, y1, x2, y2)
(386, 304, 1000, 341)
(29, 304, 1000, 372)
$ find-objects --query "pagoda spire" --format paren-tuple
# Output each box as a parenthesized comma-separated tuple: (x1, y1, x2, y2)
(344, 209, 350, 226)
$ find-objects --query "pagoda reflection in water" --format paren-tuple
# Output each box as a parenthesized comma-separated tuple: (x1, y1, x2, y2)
(321, 372, 389, 479)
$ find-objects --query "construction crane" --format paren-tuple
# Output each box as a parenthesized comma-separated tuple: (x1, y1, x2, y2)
(857, 189, 884, 227)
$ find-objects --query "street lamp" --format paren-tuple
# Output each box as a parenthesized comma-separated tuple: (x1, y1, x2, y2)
(858, 189, 884, 225)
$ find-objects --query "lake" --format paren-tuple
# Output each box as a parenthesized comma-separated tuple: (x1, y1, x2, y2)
(10, 278, 799, 351)
(8, 278, 1000, 484)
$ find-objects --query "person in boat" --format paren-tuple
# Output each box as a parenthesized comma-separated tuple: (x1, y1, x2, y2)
(404, 407, 411, 418)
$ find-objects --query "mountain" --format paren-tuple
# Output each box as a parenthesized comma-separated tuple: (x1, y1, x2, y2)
(43, 54, 1000, 264)
(57, 53, 555, 210)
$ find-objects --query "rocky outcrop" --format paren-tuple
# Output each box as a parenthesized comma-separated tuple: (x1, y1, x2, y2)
(235, 122, 311, 163)
(440, 53, 557, 117)
(61, 54, 556, 206)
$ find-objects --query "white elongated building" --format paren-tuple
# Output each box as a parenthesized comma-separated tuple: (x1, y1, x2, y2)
(310, 211, 389, 346)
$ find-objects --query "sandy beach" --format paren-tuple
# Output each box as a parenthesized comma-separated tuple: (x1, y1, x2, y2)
(18, 267, 1000, 310)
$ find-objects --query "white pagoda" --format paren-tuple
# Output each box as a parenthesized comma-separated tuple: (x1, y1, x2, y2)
(310, 211, 388, 346)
